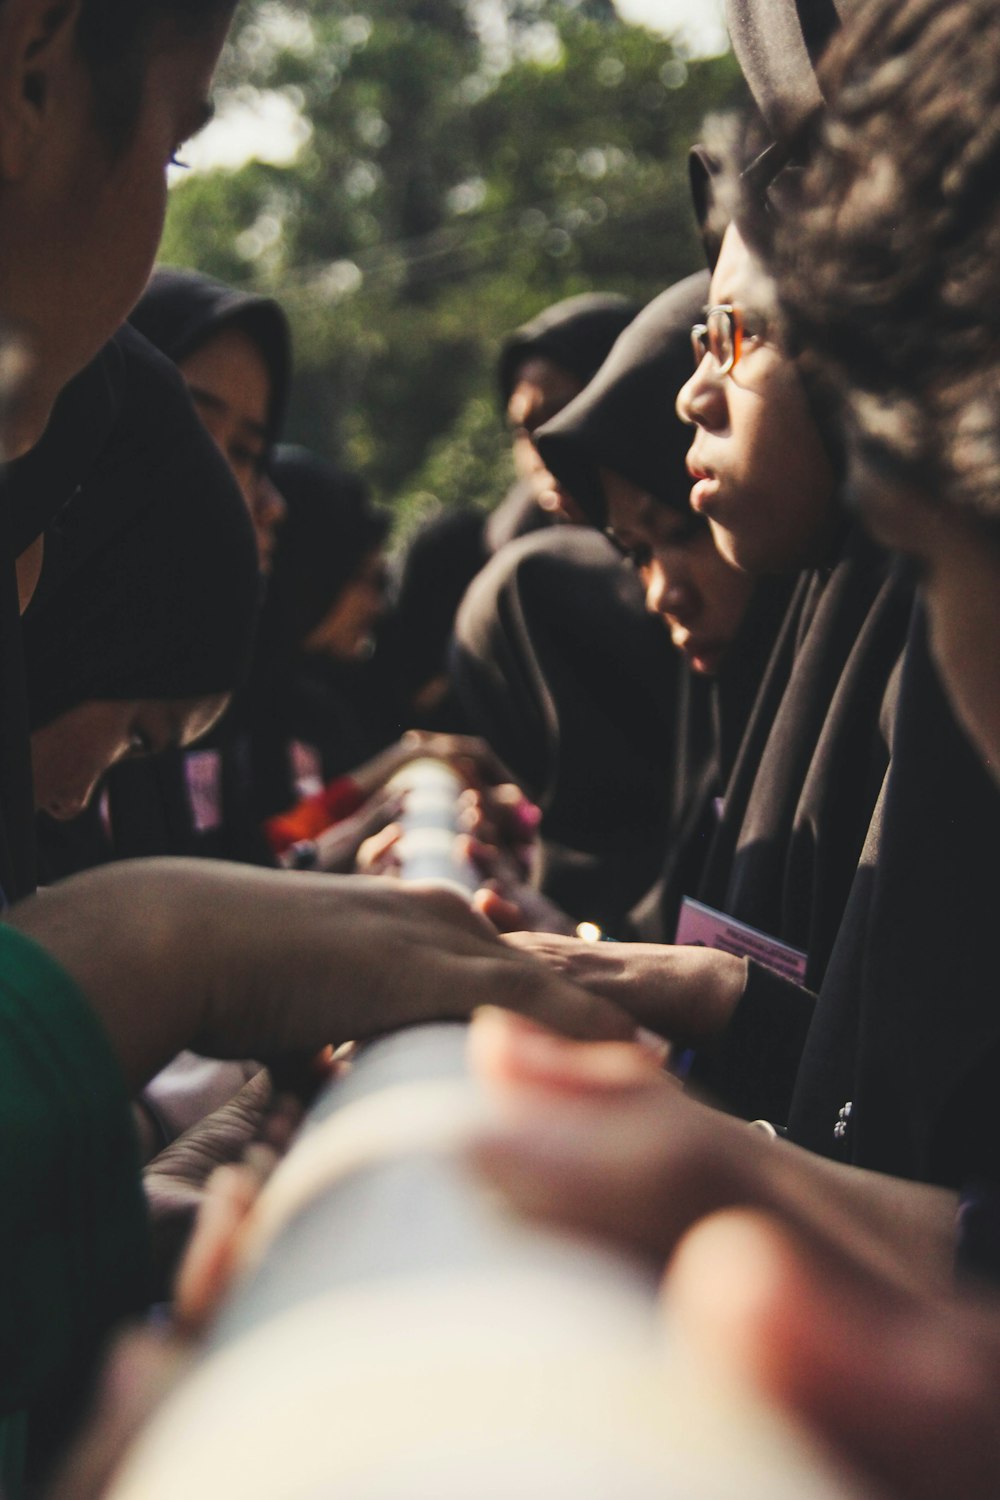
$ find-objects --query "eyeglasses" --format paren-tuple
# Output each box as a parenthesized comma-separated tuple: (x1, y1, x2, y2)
(690, 305, 743, 376)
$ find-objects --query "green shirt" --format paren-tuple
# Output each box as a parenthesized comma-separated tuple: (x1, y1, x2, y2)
(0, 923, 149, 1494)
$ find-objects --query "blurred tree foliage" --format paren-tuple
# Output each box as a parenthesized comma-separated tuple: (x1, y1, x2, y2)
(162, 0, 743, 534)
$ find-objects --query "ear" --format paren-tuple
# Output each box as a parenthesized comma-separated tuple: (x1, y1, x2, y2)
(0, 0, 82, 181)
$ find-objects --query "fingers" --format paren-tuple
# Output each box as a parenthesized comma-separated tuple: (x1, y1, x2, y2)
(479, 950, 637, 1043)
(666, 1210, 1000, 1500)
(469, 1005, 660, 1093)
(473, 886, 525, 933)
(355, 822, 402, 875)
(46, 1327, 193, 1500)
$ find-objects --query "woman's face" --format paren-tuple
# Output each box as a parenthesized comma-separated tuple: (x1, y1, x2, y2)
(178, 326, 284, 573)
(601, 467, 755, 675)
(675, 225, 838, 576)
(31, 694, 227, 821)
(303, 548, 387, 662)
(0, 8, 232, 458)
(508, 356, 586, 523)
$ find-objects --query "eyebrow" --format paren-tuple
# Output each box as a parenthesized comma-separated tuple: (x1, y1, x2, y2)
(189, 387, 268, 444)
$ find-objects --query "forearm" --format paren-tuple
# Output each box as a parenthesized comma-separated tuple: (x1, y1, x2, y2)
(5, 862, 211, 1093)
(761, 1131, 959, 1297)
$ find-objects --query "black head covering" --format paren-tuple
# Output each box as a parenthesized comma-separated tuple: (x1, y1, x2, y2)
(0, 328, 129, 901)
(265, 444, 389, 655)
(24, 327, 259, 728)
(725, 0, 849, 145)
(533, 273, 710, 528)
(453, 526, 679, 929)
(498, 293, 641, 409)
(129, 267, 292, 447)
(376, 507, 487, 708)
(5, 336, 125, 556)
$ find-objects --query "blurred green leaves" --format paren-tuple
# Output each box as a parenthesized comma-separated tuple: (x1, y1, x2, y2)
(162, 0, 743, 524)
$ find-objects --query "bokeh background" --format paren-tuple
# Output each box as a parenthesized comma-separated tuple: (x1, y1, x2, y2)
(163, 0, 743, 534)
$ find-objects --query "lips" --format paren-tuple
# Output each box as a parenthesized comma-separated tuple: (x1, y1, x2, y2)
(686, 453, 720, 515)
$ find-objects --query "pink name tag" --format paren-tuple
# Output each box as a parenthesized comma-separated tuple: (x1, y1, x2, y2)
(184, 749, 223, 834)
(675, 897, 808, 984)
(289, 740, 324, 801)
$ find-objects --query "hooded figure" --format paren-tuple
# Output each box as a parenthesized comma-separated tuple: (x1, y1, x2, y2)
(247, 445, 392, 820)
(489, 292, 642, 545)
(129, 266, 291, 449)
(497, 293, 642, 411)
(453, 284, 710, 930)
(531, 272, 793, 939)
(375, 507, 489, 732)
(24, 331, 259, 878)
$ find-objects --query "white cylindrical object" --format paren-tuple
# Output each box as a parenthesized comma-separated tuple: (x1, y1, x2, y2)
(108, 1026, 868, 1500)
(386, 757, 479, 896)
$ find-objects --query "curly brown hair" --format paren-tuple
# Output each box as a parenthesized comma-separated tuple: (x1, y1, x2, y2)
(767, 0, 1000, 533)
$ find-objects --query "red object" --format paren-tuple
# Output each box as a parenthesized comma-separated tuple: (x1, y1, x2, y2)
(264, 776, 366, 856)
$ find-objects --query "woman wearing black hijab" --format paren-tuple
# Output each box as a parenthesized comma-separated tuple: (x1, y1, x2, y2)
(374, 295, 646, 740)
(456, 275, 789, 937)
(248, 444, 392, 835)
(0, 332, 130, 902)
(454, 288, 721, 931)
(97, 268, 294, 864)
(130, 266, 292, 574)
(532, 272, 794, 941)
(493, 291, 641, 538)
(23, 332, 259, 880)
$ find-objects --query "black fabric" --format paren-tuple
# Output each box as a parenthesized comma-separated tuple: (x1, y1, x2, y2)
(628, 577, 795, 943)
(23, 327, 259, 729)
(484, 478, 555, 555)
(694, 525, 913, 991)
(498, 294, 640, 408)
(787, 608, 1000, 1189)
(266, 445, 387, 654)
(375, 506, 488, 728)
(241, 446, 392, 822)
(533, 273, 710, 528)
(0, 332, 128, 901)
(724, 0, 849, 143)
(130, 267, 292, 446)
(5, 338, 124, 557)
(453, 526, 678, 929)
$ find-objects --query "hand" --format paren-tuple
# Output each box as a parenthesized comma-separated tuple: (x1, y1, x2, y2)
(6, 861, 635, 1090)
(312, 786, 404, 873)
(458, 783, 541, 872)
(351, 730, 515, 801)
(467, 1009, 957, 1290)
(143, 1071, 297, 1295)
(502, 932, 749, 1046)
(666, 1209, 1000, 1500)
(467, 837, 576, 936)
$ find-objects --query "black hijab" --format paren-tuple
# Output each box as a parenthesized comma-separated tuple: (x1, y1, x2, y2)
(375, 506, 488, 726)
(786, 606, 1000, 1189)
(0, 331, 129, 901)
(242, 445, 390, 814)
(130, 267, 292, 448)
(531, 271, 793, 939)
(24, 328, 258, 729)
(453, 525, 679, 930)
(725, 0, 850, 145)
(498, 293, 641, 409)
(532, 273, 709, 526)
(264, 445, 388, 658)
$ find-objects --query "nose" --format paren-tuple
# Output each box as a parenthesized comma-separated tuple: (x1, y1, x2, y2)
(676, 357, 727, 432)
(255, 475, 287, 532)
(645, 561, 697, 623)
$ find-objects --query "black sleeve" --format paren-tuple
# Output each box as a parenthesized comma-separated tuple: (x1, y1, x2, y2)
(687, 960, 817, 1125)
